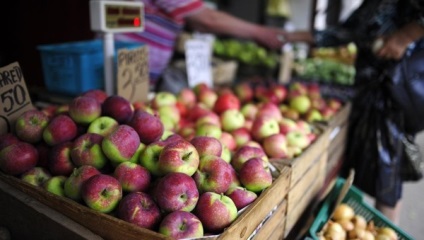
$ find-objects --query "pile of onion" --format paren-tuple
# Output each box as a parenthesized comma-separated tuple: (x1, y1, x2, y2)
(317, 203, 398, 240)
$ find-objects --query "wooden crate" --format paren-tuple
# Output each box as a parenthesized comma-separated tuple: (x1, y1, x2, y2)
(251, 199, 287, 240)
(0, 180, 101, 240)
(284, 150, 327, 235)
(0, 166, 291, 240)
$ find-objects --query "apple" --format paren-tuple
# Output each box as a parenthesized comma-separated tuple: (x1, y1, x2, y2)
(0, 133, 20, 151)
(15, 109, 49, 143)
(71, 133, 107, 169)
(114, 161, 151, 193)
(281, 108, 300, 121)
(195, 112, 221, 129)
(231, 127, 252, 149)
(193, 82, 210, 96)
(320, 107, 336, 121)
(289, 95, 311, 114)
(87, 116, 119, 137)
(151, 91, 177, 109)
(102, 95, 134, 124)
(186, 103, 210, 122)
(128, 143, 145, 164)
(286, 146, 303, 159)
(219, 132, 237, 152)
(102, 125, 141, 164)
(296, 120, 313, 135)
(21, 167, 51, 187)
(271, 84, 288, 103)
(239, 158, 272, 192)
(227, 164, 241, 189)
(41, 105, 58, 119)
(231, 145, 268, 172)
(254, 84, 268, 102)
(139, 141, 167, 177)
(262, 133, 288, 159)
(81, 174, 122, 213)
(243, 140, 263, 149)
(64, 165, 100, 201)
(0, 142, 38, 175)
(193, 155, 233, 194)
(158, 139, 199, 176)
(286, 130, 311, 150)
(194, 192, 238, 233)
(195, 123, 222, 139)
(233, 82, 254, 103)
(178, 125, 196, 141)
(198, 88, 218, 109)
(221, 145, 232, 163)
(327, 98, 343, 111)
(43, 175, 67, 196)
(177, 88, 197, 109)
(154, 172, 199, 212)
(307, 83, 322, 99)
(43, 114, 78, 146)
(158, 105, 181, 124)
(220, 109, 245, 132)
(54, 104, 69, 115)
(159, 211, 204, 239)
(311, 97, 327, 111)
(213, 92, 240, 114)
(250, 116, 280, 142)
(256, 102, 283, 121)
(288, 82, 308, 96)
(305, 108, 324, 122)
(48, 142, 76, 176)
(240, 103, 258, 121)
(81, 89, 108, 104)
(68, 96, 102, 125)
(190, 136, 222, 157)
(278, 118, 298, 135)
(117, 192, 161, 230)
(225, 186, 257, 210)
(128, 110, 164, 145)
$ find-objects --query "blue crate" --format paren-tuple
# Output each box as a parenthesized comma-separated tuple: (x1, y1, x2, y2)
(38, 40, 143, 96)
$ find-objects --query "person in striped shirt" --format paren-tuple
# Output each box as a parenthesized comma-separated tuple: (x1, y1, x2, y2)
(114, 0, 286, 88)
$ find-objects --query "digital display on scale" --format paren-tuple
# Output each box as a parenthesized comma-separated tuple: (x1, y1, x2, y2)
(105, 5, 142, 29)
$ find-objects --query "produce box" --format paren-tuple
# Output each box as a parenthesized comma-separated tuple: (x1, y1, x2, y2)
(212, 58, 238, 86)
(38, 40, 143, 96)
(308, 178, 414, 240)
(0, 166, 291, 240)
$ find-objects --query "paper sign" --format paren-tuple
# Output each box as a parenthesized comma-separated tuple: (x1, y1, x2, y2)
(117, 45, 149, 103)
(0, 62, 33, 134)
(185, 39, 213, 88)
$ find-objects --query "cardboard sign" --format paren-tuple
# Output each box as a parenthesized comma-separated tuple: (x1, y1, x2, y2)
(0, 62, 33, 134)
(117, 45, 149, 103)
(185, 39, 213, 88)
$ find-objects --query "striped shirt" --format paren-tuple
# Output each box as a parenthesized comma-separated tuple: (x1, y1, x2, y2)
(115, 0, 204, 85)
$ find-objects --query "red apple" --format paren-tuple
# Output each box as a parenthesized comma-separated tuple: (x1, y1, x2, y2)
(155, 172, 199, 212)
(250, 116, 280, 142)
(0, 133, 20, 151)
(240, 103, 258, 121)
(139, 140, 167, 177)
(195, 123, 222, 140)
(128, 110, 164, 145)
(82, 174, 122, 213)
(193, 155, 233, 194)
(321, 107, 336, 121)
(278, 118, 298, 135)
(225, 186, 257, 210)
(327, 98, 343, 111)
(117, 192, 161, 230)
(114, 161, 151, 193)
(102, 125, 141, 165)
(271, 84, 288, 103)
(195, 112, 221, 129)
(87, 116, 119, 137)
(239, 158, 272, 192)
(0, 142, 38, 175)
(43, 114, 78, 146)
(15, 109, 49, 143)
(159, 211, 204, 239)
(177, 88, 197, 109)
(48, 142, 76, 176)
(262, 133, 288, 159)
(21, 166, 51, 187)
(186, 103, 210, 122)
(151, 91, 177, 109)
(194, 192, 238, 233)
(81, 89, 108, 104)
(231, 127, 252, 149)
(198, 88, 218, 109)
(213, 92, 240, 114)
(190, 136, 222, 157)
(231, 145, 268, 172)
(102, 95, 134, 123)
(219, 132, 237, 152)
(158, 139, 200, 176)
(68, 96, 102, 125)
(64, 165, 101, 201)
(71, 133, 107, 169)
(233, 82, 254, 103)
(220, 109, 245, 132)
(307, 83, 322, 99)
(286, 130, 311, 150)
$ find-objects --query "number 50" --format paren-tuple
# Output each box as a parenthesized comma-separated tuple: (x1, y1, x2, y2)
(1, 85, 27, 113)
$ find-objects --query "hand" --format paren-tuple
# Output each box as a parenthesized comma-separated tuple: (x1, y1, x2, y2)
(375, 31, 414, 60)
(254, 27, 287, 50)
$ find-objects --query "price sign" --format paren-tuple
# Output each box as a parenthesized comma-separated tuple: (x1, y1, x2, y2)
(117, 45, 149, 103)
(185, 39, 213, 88)
(0, 62, 33, 134)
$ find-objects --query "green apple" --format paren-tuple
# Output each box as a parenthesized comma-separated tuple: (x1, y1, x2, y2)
(87, 116, 119, 137)
(289, 95, 311, 114)
(43, 176, 67, 196)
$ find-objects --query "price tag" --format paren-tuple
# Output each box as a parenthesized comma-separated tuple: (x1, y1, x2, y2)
(185, 39, 213, 88)
(0, 62, 33, 134)
(117, 45, 149, 103)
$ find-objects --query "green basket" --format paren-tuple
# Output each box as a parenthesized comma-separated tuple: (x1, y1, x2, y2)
(308, 178, 414, 240)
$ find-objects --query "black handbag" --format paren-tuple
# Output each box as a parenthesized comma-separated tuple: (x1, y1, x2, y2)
(400, 134, 424, 181)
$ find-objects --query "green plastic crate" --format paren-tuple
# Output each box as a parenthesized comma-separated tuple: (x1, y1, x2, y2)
(308, 178, 414, 240)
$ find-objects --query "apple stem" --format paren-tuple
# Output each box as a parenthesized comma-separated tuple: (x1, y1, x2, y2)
(182, 152, 192, 161)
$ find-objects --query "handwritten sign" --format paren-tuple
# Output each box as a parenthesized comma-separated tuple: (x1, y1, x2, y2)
(0, 62, 33, 134)
(117, 45, 149, 103)
(185, 39, 213, 88)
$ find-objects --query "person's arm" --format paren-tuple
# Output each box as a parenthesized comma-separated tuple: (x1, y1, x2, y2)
(375, 21, 424, 60)
(184, 7, 285, 50)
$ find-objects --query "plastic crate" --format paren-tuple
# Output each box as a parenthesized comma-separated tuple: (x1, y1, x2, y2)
(308, 178, 414, 240)
(38, 40, 142, 96)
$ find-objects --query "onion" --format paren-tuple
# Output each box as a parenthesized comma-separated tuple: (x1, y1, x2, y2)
(333, 203, 355, 221)
(352, 215, 367, 229)
(348, 227, 365, 239)
(363, 230, 376, 240)
(377, 227, 398, 240)
(336, 218, 354, 231)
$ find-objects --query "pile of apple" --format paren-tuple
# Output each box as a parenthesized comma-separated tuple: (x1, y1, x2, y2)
(0, 88, 280, 239)
(318, 203, 399, 240)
